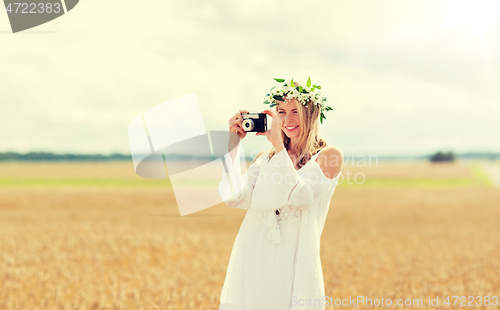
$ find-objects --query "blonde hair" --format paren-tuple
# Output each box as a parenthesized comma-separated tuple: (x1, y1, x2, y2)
(268, 81, 328, 169)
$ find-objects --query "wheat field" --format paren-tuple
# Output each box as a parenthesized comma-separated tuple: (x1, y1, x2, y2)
(0, 161, 499, 309)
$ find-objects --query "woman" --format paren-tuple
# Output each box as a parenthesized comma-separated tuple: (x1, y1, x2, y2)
(218, 78, 343, 310)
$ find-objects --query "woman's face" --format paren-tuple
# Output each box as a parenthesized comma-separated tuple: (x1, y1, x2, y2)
(277, 98, 301, 139)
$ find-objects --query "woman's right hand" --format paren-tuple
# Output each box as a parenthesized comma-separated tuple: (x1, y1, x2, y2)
(229, 109, 250, 139)
(228, 110, 249, 154)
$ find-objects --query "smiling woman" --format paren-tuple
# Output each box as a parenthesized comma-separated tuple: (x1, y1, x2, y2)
(218, 77, 343, 310)
(258, 80, 335, 172)
(278, 101, 301, 138)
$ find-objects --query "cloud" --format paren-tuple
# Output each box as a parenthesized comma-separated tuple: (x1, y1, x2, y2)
(0, 0, 499, 155)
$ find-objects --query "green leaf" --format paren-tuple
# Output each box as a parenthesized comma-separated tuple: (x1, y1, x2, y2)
(325, 106, 333, 111)
(311, 85, 316, 92)
(273, 95, 284, 101)
(263, 100, 270, 105)
(290, 79, 295, 88)
(270, 103, 277, 108)
(298, 86, 303, 92)
(320, 112, 327, 124)
(316, 85, 322, 90)
(307, 76, 311, 88)
(274, 78, 285, 83)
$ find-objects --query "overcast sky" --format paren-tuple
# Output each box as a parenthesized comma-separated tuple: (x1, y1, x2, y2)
(1, 0, 499, 157)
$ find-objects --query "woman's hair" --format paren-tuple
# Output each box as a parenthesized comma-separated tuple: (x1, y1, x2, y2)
(268, 81, 328, 169)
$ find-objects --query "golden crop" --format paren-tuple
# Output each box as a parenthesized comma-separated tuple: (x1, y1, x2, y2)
(0, 161, 499, 309)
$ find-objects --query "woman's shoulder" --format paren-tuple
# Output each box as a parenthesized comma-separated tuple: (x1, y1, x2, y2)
(317, 146, 343, 158)
(315, 146, 343, 179)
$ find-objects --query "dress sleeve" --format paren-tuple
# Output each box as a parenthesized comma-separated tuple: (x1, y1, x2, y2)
(251, 148, 340, 210)
(218, 142, 264, 209)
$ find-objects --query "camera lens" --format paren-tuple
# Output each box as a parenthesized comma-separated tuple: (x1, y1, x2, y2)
(242, 119, 254, 131)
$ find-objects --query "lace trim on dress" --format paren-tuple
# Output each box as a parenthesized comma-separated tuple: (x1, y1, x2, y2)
(250, 204, 301, 223)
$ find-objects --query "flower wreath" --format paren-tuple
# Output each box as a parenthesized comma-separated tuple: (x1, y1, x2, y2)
(263, 76, 333, 124)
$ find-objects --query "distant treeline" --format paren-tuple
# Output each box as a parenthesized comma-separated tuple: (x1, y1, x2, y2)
(459, 152, 500, 160)
(0, 151, 499, 162)
(0, 152, 131, 161)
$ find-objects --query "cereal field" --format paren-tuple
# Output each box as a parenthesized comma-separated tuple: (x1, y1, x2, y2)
(0, 160, 499, 309)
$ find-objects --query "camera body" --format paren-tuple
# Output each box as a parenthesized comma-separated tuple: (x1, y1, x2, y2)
(241, 113, 267, 132)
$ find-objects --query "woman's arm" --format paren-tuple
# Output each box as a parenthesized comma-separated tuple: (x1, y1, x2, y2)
(286, 147, 343, 209)
(218, 142, 267, 209)
(251, 147, 343, 210)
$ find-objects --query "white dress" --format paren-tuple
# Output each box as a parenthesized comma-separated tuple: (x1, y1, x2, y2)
(218, 144, 342, 310)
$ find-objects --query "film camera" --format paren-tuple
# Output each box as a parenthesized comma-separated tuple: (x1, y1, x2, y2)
(241, 113, 267, 132)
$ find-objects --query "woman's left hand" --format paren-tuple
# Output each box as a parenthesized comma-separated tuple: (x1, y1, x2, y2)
(256, 109, 285, 153)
